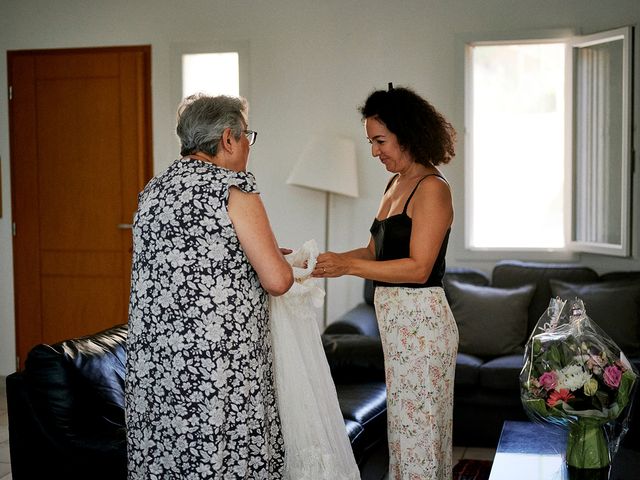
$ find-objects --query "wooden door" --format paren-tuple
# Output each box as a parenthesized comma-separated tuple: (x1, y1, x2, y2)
(8, 46, 152, 369)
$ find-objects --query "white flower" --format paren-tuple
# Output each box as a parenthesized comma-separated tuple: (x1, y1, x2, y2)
(557, 364, 592, 391)
(158, 205, 175, 224)
(210, 406, 225, 427)
(211, 358, 231, 388)
(204, 322, 224, 343)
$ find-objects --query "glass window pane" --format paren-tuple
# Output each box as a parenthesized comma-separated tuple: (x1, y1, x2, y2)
(469, 43, 566, 249)
(182, 52, 239, 98)
(574, 40, 623, 246)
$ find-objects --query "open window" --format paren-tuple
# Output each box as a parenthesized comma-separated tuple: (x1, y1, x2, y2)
(570, 26, 633, 256)
(465, 26, 634, 257)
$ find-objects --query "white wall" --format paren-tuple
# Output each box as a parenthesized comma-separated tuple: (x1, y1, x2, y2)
(1, 0, 639, 375)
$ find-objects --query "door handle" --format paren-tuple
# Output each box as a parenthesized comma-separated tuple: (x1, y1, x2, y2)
(117, 223, 133, 230)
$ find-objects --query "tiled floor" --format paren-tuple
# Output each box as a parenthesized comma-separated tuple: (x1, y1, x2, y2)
(0, 375, 493, 480)
(0, 377, 11, 480)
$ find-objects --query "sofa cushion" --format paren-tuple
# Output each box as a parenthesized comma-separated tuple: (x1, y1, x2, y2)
(492, 260, 599, 335)
(455, 353, 483, 389)
(447, 280, 535, 358)
(549, 279, 640, 357)
(324, 303, 380, 337)
(443, 267, 491, 304)
(336, 382, 387, 428)
(335, 382, 387, 462)
(478, 354, 524, 391)
(322, 334, 385, 383)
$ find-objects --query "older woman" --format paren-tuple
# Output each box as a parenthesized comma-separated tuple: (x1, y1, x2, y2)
(313, 85, 458, 479)
(125, 94, 293, 479)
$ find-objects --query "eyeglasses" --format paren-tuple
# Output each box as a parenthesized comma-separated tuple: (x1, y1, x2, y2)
(244, 130, 257, 146)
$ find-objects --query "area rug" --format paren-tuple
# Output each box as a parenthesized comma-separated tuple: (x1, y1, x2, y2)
(452, 459, 493, 480)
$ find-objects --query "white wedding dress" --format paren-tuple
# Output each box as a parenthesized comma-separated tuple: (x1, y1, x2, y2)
(269, 240, 360, 480)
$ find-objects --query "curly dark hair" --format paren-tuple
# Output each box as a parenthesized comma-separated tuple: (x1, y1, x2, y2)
(359, 86, 456, 166)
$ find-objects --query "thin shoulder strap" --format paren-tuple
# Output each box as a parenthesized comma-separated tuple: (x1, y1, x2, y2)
(383, 174, 399, 193)
(402, 174, 446, 214)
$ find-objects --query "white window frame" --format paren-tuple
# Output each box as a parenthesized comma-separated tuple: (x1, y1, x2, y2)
(462, 27, 633, 260)
(569, 26, 633, 257)
(170, 40, 250, 114)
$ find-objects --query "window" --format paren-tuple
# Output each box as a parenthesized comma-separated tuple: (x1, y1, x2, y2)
(571, 27, 633, 256)
(182, 52, 240, 98)
(467, 42, 566, 250)
(466, 27, 633, 256)
(171, 41, 249, 109)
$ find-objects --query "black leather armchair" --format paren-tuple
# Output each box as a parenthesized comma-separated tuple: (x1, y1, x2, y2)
(6, 325, 127, 480)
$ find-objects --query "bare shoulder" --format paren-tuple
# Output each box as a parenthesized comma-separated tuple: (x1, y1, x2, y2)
(228, 186, 265, 220)
(408, 173, 454, 225)
(416, 174, 452, 202)
(228, 185, 262, 204)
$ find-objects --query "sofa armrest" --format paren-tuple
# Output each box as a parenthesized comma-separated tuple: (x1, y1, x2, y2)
(322, 334, 385, 383)
(7, 324, 128, 479)
(325, 303, 380, 337)
(23, 342, 127, 454)
(6, 370, 126, 479)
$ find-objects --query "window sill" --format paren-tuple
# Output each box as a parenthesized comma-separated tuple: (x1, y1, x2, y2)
(454, 248, 580, 264)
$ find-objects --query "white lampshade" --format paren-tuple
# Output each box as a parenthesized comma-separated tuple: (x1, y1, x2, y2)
(287, 135, 359, 198)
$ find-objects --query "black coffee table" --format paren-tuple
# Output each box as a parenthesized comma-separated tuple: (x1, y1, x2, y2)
(489, 421, 639, 480)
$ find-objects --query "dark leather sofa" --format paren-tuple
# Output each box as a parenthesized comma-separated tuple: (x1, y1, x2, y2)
(7, 260, 639, 479)
(325, 260, 640, 448)
(6, 324, 388, 480)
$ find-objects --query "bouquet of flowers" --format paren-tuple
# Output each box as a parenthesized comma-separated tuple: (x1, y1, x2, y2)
(520, 298, 638, 470)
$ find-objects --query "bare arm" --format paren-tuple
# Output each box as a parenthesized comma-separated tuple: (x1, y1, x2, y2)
(339, 238, 376, 261)
(313, 177, 452, 283)
(313, 238, 375, 274)
(228, 187, 293, 296)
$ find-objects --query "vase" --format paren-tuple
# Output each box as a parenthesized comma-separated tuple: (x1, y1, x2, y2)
(566, 418, 610, 470)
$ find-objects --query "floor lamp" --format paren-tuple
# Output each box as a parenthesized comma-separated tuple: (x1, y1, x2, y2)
(286, 135, 359, 327)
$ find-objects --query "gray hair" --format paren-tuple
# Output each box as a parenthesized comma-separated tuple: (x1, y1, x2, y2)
(176, 94, 248, 156)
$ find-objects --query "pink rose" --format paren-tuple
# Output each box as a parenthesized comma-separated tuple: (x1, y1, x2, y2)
(539, 371, 558, 390)
(603, 365, 622, 389)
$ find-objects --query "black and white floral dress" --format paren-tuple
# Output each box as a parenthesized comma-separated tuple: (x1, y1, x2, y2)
(125, 158, 285, 479)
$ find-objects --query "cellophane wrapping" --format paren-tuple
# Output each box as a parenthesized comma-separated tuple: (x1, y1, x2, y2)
(520, 297, 638, 462)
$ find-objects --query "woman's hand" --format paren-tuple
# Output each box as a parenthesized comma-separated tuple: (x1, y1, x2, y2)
(312, 252, 351, 278)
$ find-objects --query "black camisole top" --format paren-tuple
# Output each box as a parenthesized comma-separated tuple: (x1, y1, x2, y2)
(370, 174, 451, 288)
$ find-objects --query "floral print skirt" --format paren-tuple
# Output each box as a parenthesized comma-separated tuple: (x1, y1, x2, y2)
(374, 286, 458, 480)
